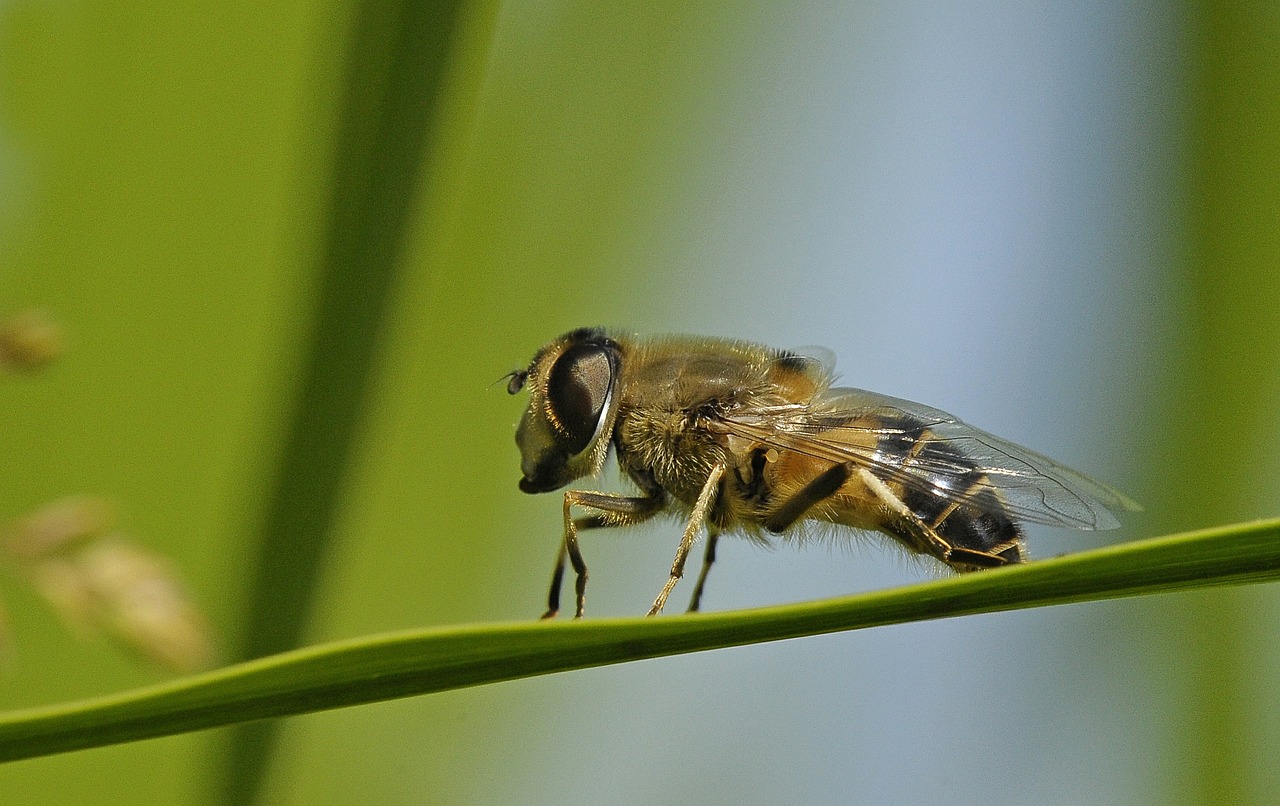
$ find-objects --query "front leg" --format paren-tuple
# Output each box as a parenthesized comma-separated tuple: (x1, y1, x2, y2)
(543, 484, 665, 619)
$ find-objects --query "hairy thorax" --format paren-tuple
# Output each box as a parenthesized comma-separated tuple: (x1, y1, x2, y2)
(613, 406, 726, 506)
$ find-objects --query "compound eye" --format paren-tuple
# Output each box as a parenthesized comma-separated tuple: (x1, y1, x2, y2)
(546, 344, 615, 455)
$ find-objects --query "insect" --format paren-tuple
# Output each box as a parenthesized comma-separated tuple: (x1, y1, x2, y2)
(508, 327, 1139, 618)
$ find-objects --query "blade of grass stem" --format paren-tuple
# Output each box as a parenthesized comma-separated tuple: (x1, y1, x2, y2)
(0, 519, 1273, 764)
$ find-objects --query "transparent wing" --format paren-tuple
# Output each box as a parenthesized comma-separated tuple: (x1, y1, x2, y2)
(718, 387, 1140, 531)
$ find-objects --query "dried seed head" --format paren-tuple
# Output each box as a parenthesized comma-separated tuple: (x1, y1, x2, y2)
(3, 496, 115, 559)
(30, 559, 97, 636)
(76, 537, 216, 672)
(0, 310, 64, 371)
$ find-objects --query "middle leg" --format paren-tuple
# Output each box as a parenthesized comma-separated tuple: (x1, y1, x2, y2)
(686, 530, 720, 613)
(649, 464, 726, 616)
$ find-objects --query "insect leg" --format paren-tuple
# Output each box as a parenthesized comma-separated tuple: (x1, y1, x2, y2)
(685, 530, 719, 613)
(541, 540, 568, 620)
(649, 463, 726, 616)
(917, 476, 1025, 567)
(855, 467, 957, 558)
(856, 468, 1018, 570)
(763, 462, 852, 533)
(544, 487, 665, 619)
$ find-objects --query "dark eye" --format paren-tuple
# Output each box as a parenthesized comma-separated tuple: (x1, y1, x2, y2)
(546, 344, 616, 455)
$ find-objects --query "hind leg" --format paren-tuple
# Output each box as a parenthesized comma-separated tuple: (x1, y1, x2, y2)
(857, 468, 1024, 571)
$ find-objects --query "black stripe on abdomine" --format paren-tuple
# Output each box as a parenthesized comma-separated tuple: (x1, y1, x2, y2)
(877, 417, 1021, 555)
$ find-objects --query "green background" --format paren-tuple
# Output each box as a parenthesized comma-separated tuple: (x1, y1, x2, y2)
(0, 2, 1277, 804)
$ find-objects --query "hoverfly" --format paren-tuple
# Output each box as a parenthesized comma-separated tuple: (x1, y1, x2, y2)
(508, 328, 1138, 618)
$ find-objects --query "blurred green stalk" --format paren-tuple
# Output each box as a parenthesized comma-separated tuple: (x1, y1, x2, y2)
(1177, 3, 1280, 804)
(221, 1, 478, 803)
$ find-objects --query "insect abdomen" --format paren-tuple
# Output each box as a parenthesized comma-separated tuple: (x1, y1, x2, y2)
(875, 416, 1027, 568)
(899, 484, 1026, 566)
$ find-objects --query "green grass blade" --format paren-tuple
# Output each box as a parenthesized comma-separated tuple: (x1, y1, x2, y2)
(0, 519, 1277, 764)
